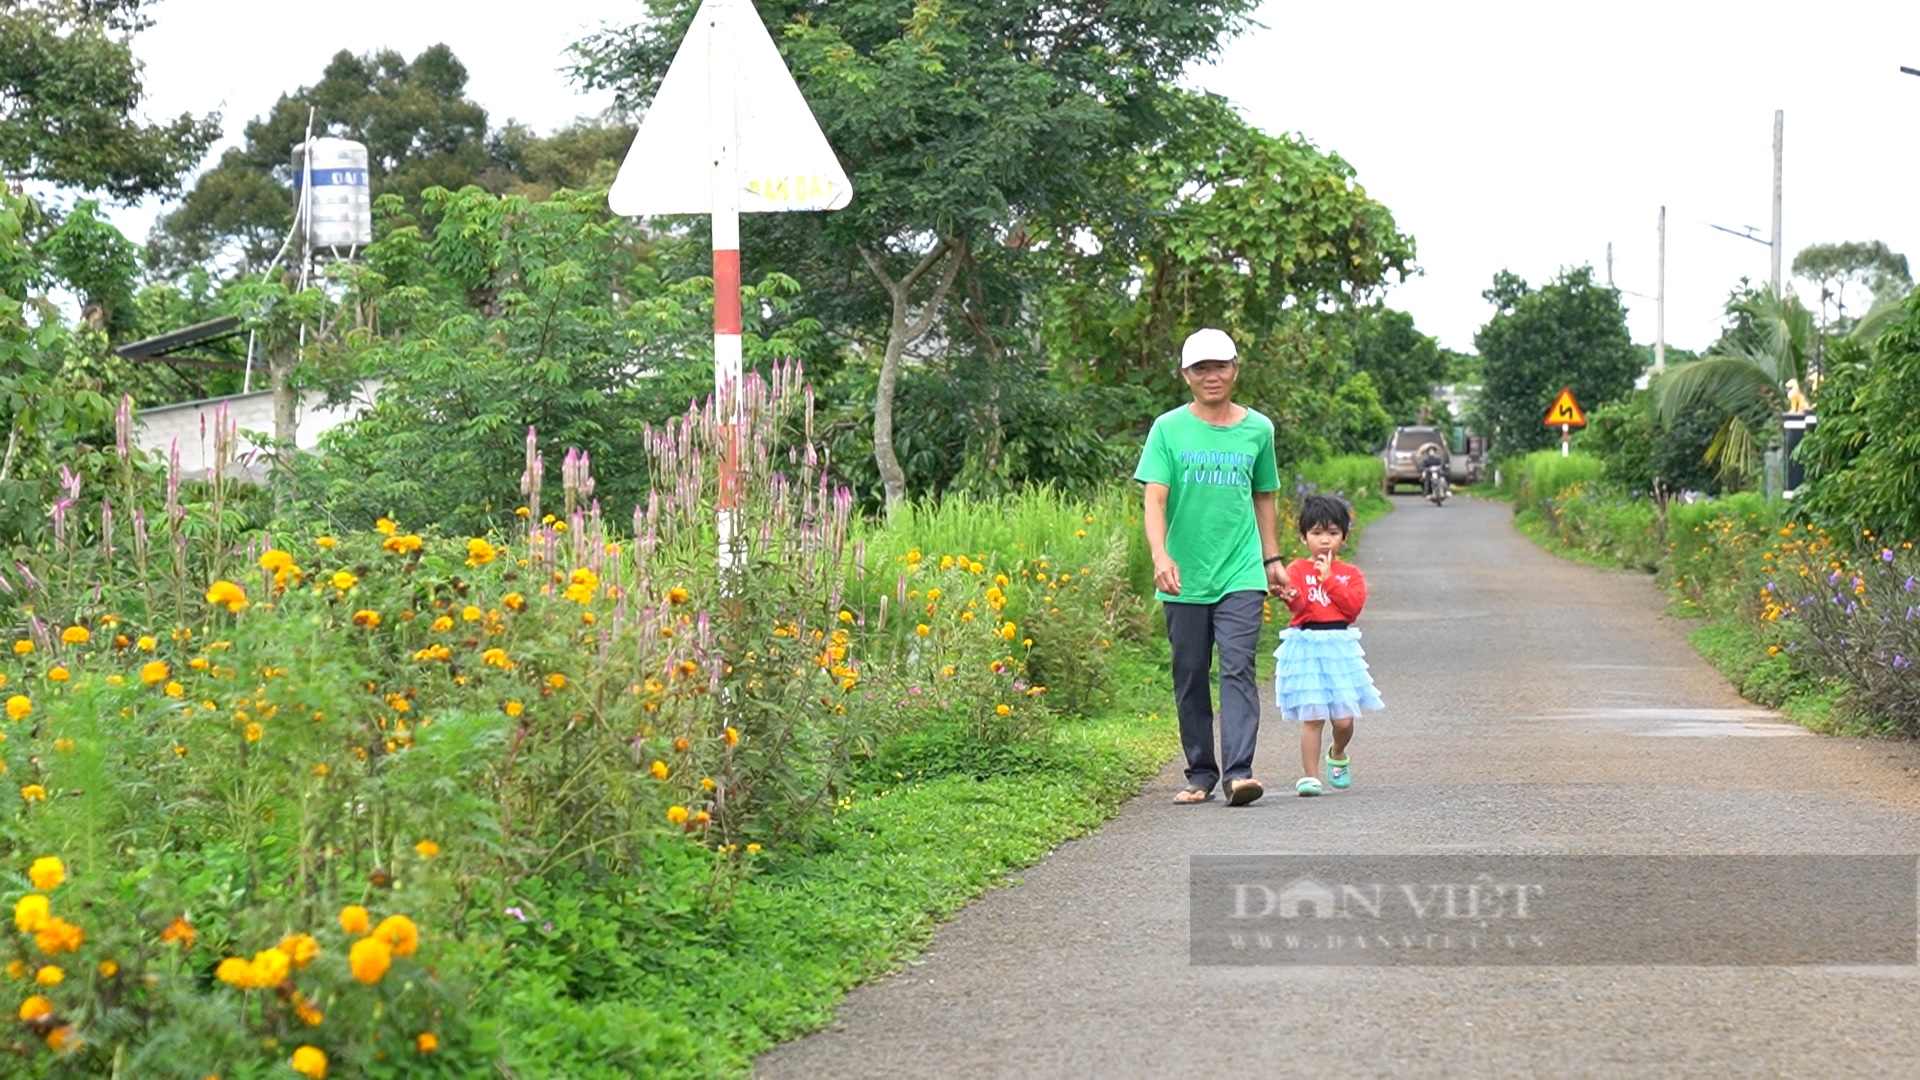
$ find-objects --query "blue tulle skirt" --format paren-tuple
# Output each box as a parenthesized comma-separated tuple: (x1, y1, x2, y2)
(1274, 626, 1384, 722)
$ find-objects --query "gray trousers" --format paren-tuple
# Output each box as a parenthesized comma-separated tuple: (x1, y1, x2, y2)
(1164, 590, 1264, 791)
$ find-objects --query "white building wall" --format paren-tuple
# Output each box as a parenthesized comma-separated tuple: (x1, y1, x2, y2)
(132, 380, 381, 481)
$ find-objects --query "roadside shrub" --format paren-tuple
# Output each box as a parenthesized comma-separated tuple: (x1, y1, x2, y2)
(1664, 493, 1776, 616)
(1530, 481, 1660, 570)
(1770, 530, 1920, 734)
(1506, 450, 1604, 514)
(1795, 296, 1920, 544)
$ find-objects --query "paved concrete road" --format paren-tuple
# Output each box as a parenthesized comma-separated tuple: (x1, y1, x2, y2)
(756, 495, 1920, 1078)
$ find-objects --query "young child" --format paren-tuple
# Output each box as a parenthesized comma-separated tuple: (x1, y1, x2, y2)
(1273, 495, 1384, 796)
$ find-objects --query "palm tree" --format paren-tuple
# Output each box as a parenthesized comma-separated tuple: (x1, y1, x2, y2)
(1655, 290, 1812, 485)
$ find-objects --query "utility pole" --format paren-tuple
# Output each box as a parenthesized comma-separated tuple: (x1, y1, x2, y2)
(1771, 109, 1783, 298)
(1656, 206, 1666, 375)
(1606, 242, 1613, 287)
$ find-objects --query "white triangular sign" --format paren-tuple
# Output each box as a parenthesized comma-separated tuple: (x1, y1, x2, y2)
(609, 0, 852, 216)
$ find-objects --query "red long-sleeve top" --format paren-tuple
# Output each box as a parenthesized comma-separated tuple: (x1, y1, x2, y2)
(1283, 558, 1368, 627)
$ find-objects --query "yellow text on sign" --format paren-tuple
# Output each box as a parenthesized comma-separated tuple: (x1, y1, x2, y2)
(745, 175, 842, 206)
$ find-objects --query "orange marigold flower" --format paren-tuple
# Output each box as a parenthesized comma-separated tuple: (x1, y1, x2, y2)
(316, 535, 338, 549)
(291, 1045, 328, 1079)
(7, 694, 32, 720)
(414, 840, 440, 858)
(666, 586, 690, 605)
(13, 639, 33, 655)
(215, 956, 255, 989)
(46, 1024, 79, 1053)
(293, 991, 323, 1026)
(60, 626, 89, 645)
(97, 959, 117, 978)
(351, 609, 381, 629)
(14, 894, 49, 933)
(375, 517, 398, 536)
(666, 805, 689, 824)
(339, 904, 370, 935)
(163, 680, 184, 699)
(417, 1032, 439, 1054)
(430, 615, 454, 633)
(546, 673, 567, 690)
(161, 916, 196, 948)
(28, 857, 64, 892)
(331, 570, 357, 590)
(18, 995, 52, 1021)
(374, 914, 419, 957)
(21, 784, 48, 803)
(47, 666, 70, 682)
(204, 580, 248, 613)
(504, 700, 524, 718)
(650, 760, 670, 780)
(249, 947, 290, 987)
(465, 538, 497, 567)
(724, 727, 739, 747)
(136, 660, 169, 685)
(382, 533, 423, 555)
(259, 549, 294, 573)
(503, 592, 526, 611)
(348, 935, 391, 984)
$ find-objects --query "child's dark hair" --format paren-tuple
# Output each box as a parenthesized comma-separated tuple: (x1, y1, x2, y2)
(1295, 494, 1351, 537)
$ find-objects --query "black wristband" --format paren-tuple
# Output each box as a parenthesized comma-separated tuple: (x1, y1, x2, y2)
(1263, 555, 1284, 565)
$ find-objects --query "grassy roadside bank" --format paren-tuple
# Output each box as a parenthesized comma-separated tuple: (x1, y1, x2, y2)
(631, 644, 1178, 1077)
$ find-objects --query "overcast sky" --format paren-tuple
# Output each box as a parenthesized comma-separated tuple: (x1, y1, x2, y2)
(114, 0, 1920, 353)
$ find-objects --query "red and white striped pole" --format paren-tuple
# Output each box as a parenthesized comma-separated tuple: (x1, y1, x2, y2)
(709, 0, 742, 575)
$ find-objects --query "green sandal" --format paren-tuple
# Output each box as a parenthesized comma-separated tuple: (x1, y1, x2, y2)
(1326, 753, 1350, 790)
(1296, 777, 1323, 797)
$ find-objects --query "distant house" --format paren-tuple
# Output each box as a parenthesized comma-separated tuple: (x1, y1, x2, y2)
(116, 315, 378, 480)
(132, 381, 380, 482)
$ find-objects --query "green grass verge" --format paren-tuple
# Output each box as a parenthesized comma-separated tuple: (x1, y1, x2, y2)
(554, 644, 1178, 1078)
(1685, 618, 1858, 734)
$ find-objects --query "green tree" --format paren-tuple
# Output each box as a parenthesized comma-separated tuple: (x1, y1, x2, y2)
(1473, 266, 1640, 456)
(1793, 291, 1920, 542)
(481, 117, 637, 201)
(575, 0, 1266, 514)
(298, 187, 821, 532)
(1349, 307, 1444, 424)
(1792, 240, 1912, 338)
(1039, 91, 1415, 395)
(1655, 288, 1811, 485)
(0, 191, 117, 541)
(0, 0, 220, 199)
(150, 44, 494, 274)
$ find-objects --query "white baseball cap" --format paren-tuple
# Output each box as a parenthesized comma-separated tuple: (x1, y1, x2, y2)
(1180, 327, 1237, 368)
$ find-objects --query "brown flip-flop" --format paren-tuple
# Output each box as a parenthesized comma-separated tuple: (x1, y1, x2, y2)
(1173, 786, 1215, 805)
(1226, 778, 1265, 806)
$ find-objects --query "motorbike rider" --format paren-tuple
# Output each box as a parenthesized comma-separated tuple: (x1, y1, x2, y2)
(1417, 442, 1445, 497)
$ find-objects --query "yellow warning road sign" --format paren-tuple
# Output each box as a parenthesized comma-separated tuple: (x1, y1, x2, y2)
(1543, 387, 1587, 427)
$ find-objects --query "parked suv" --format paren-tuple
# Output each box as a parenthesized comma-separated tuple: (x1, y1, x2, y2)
(1381, 425, 1483, 493)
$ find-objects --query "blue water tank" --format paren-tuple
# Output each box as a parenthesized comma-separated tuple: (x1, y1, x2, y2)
(292, 137, 373, 249)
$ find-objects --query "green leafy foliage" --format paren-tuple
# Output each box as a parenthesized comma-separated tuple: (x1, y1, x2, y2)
(1473, 267, 1640, 457)
(1794, 290, 1920, 543)
(292, 187, 821, 533)
(1350, 307, 1446, 423)
(0, 0, 220, 199)
(576, 0, 1269, 509)
(150, 45, 634, 276)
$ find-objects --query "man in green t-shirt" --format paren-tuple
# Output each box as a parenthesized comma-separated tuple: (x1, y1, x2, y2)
(1135, 328, 1285, 807)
